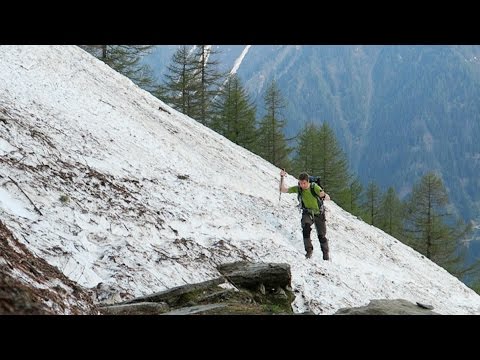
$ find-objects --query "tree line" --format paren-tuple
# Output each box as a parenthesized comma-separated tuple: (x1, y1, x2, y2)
(79, 45, 480, 293)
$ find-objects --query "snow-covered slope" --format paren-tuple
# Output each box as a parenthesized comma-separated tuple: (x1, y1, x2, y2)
(1, 45, 479, 314)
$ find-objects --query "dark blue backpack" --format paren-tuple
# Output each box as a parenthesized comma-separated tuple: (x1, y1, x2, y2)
(309, 176, 322, 188)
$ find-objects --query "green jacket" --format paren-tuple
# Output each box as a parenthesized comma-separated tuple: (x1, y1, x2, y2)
(288, 183, 323, 214)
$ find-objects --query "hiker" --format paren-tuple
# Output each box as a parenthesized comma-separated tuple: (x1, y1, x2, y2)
(279, 169, 331, 260)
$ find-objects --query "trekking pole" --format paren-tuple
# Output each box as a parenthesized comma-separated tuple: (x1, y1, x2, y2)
(279, 168, 285, 202)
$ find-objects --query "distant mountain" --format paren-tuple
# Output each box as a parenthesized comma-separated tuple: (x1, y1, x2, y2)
(145, 45, 480, 225)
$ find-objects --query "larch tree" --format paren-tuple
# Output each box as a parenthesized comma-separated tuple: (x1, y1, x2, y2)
(362, 181, 382, 226)
(160, 45, 201, 119)
(404, 172, 450, 259)
(78, 45, 156, 92)
(315, 122, 350, 207)
(379, 187, 404, 239)
(292, 122, 321, 176)
(256, 80, 291, 168)
(345, 177, 364, 217)
(193, 45, 224, 126)
(403, 171, 470, 274)
(211, 74, 257, 152)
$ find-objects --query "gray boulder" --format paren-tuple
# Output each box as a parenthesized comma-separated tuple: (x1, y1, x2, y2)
(335, 299, 439, 315)
(217, 261, 291, 291)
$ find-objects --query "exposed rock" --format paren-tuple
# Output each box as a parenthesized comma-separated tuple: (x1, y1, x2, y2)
(273, 287, 288, 300)
(109, 261, 296, 315)
(99, 302, 169, 315)
(258, 283, 266, 295)
(416, 302, 434, 310)
(121, 277, 226, 307)
(95, 282, 126, 304)
(217, 261, 291, 291)
(335, 299, 439, 315)
(162, 303, 227, 315)
(196, 289, 237, 303)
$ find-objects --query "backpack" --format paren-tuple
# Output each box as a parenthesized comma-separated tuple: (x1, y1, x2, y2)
(297, 176, 325, 214)
(309, 176, 322, 188)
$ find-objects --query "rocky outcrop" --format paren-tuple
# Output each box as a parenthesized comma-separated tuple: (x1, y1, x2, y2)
(217, 261, 291, 291)
(100, 302, 170, 315)
(0, 220, 97, 314)
(99, 261, 295, 315)
(335, 299, 439, 315)
(121, 277, 227, 306)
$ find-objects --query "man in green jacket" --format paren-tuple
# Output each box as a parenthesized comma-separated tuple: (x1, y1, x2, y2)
(280, 169, 330, 260)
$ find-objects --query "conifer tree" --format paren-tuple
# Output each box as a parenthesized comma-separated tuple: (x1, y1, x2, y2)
(379, 187, 404, 239)
(315, 122, 350, 206)
(193, 45, 224, 126)
(345, 177, 364, 217)
(160, 45, 200, 118)
(363, 182, 382, 226)
(79, 45, 156, 92)
(292, 122, 321, 176)
(404, 172, 449, 259)
(403, 171, 474, 278)
(256, 80, 291, 168)
(211, 74, 257, 152)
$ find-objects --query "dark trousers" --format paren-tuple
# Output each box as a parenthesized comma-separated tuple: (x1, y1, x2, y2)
(301, 211, 329, 254)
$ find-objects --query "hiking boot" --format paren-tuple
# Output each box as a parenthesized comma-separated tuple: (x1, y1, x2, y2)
(305, 250, 313, 259)
(320, 241, 329, 261)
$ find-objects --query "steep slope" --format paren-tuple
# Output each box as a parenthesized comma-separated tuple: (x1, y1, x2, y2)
(0, 220, 96, 314)
(1, 45, 480, 314)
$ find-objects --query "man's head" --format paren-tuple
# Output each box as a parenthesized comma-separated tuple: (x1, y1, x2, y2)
(298, 172, 310, 190)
